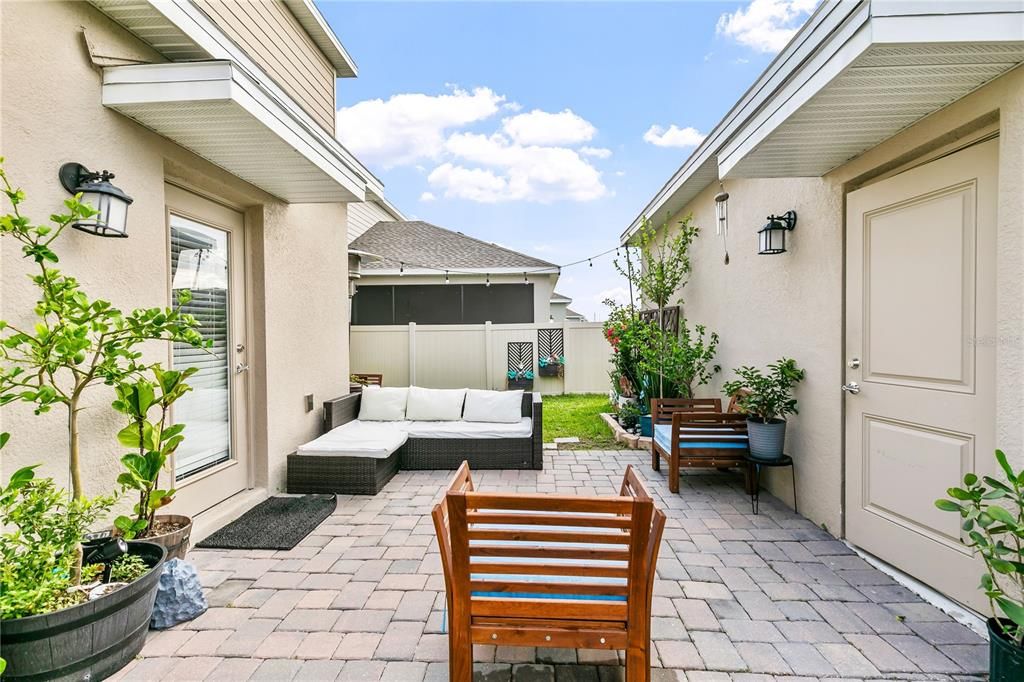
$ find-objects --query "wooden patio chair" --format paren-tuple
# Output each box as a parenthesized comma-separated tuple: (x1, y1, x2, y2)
(432, 462, 666, 682)
(650, 399, 752, 494)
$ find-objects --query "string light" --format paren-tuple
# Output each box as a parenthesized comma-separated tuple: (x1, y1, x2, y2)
(380, 244, 622, 279)
(444, 270, 450, 285)
(485, 273, 491, 287)
(589, 259, 593, 268)
(523, 272, 529, 285)
(399, 262, 404, 276)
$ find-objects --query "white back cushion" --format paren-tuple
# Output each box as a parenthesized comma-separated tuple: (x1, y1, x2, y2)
(405, 387, 466, 421)
(357, 386, 408, 421)
(463, 389, 524, 423)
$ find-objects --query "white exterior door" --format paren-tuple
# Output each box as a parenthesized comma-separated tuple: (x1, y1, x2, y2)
(844, 139, 998, 611)
(165, 184, 251, 515)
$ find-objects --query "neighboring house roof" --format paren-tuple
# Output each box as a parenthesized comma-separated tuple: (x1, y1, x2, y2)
(622, 0, 1024, 242)
(351, 221, 559, 272)
(565, 308, 587, 321)
(550, 292, 573, 304)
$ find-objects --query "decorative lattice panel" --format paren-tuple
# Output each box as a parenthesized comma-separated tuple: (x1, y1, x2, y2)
(538, 329, 564, 359)
(507, 341, 533, 374)
(639, 306, 680, 335)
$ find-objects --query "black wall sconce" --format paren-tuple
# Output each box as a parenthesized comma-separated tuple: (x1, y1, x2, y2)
(58, 162, 133, 238)
(758, 210, 797, 255)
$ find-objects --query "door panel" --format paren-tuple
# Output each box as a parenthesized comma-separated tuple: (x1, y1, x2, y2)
(165, 184, 250, 515)
(845, 139, 997, 612)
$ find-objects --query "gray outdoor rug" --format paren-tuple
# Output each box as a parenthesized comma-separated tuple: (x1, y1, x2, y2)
(196, 494, 336, 550)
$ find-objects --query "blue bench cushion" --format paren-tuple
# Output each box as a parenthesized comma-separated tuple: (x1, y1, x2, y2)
(653, 424, 748, 452)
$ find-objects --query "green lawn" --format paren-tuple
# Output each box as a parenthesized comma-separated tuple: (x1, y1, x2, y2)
(541, 393, 620, 449)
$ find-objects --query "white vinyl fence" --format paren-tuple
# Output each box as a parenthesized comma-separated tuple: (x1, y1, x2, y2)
(350, 322, 612, 394)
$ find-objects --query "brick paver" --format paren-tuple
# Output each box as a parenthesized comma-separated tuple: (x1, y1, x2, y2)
(120, 451, 987, 681)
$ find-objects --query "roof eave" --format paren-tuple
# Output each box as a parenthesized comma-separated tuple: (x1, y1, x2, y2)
(280, 0, 358, 77)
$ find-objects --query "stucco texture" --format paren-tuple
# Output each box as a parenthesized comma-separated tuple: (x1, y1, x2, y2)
(655, 64, 1024, 534)
(1, 1, 351, 514)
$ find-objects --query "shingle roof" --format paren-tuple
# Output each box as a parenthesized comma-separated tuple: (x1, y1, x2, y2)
(550, 291, 573, 303)
(351, 221, 557, 271)
(565, 308, 587, 320)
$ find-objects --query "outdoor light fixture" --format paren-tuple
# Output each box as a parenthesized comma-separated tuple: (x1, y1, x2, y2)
(58, 162, 133, 238)
(714, 184, 730, 264)
(444, 270, 450, 285)
(485, 273, 491, 287)
(758, 210, 797, 255)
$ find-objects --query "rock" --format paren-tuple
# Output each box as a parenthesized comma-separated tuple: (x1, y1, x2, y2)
(150, 558, 208, 629)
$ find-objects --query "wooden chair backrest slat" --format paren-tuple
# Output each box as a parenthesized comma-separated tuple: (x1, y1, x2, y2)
(651, 398, 723, 424)
(353, 373, 384, 386)
(435, 462, 663, 629)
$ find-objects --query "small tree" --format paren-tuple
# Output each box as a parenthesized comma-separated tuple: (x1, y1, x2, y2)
(614, 214, 701, 397)
(723, 358, 805, 423)
(112, 367, 197, 539)
(0, 160, 205, 580)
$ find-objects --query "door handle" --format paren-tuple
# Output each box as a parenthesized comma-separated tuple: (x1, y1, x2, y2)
(841, 382, 860, 394)
(235, 363, 249, 375)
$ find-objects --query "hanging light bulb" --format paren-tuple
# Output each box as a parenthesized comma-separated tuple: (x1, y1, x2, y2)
(486, 273, 491, 287)
(589, 258, 593, 268)
(445, 270, 450, 285)
(399, 262, 404, 276)
(523, 272, 529, 285)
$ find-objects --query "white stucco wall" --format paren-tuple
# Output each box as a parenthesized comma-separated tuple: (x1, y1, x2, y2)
(654, 65, 1024, 534)
(0, 1, 351, 510)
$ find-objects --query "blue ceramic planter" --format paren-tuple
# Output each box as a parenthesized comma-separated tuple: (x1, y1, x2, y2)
(639, 415, 653, 437)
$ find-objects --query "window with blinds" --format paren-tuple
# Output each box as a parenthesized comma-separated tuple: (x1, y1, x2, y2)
(170, 215, 232, 480)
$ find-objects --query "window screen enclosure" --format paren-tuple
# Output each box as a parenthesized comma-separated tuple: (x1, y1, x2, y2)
(352, 284, 534, 325)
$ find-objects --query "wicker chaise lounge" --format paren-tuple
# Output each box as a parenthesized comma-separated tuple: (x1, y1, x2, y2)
(287, 391, 543, 495)
(433, 462, 666, 682)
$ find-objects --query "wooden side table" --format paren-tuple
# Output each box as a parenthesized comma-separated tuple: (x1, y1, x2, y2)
(745, 454, 797, 515)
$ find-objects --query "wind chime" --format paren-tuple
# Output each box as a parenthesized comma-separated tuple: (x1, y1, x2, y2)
(714, 183, 730, 265)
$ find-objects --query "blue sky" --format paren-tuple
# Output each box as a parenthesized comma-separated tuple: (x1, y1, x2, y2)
(321, 1, 816, 321)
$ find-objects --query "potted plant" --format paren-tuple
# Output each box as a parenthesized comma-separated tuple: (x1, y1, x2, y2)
(111, 367, 198, 560)
(935, 449, 1024, 682)
(617, 401, 640, 431)
(507, 367, 534, 391)
(0, 462, 167, 681)
(723, 358, 805, 459)
(538, 354, 564, 378)
(0, 161, 204, 679)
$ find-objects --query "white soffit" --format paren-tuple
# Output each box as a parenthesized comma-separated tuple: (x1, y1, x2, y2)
(89, 0, 210, 60)
(103, 61, 365, 203)
(719, 3, 1024, 178)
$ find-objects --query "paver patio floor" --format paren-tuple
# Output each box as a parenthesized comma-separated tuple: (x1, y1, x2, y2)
(118, 450, 988, 681)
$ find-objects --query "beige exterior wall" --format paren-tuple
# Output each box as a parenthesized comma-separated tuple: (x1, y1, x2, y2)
(347, 201, 398, 243)
(196, 0, 337, 134)
(656, 65, 1024, 534)
(0, 2, 350, 510)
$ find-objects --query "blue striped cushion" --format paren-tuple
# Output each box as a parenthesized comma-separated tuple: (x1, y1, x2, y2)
(654, 424, 748, 452)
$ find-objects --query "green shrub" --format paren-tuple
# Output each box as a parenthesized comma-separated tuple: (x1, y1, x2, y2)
(110, 554, 149, 583)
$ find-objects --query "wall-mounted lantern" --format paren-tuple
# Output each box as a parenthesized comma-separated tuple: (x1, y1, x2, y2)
(714, 184, 730, 264)
(58, 163, 133, 238)
(758, 210, 797, 255)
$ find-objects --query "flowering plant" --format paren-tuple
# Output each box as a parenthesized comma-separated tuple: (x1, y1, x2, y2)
(507, 368, 534, 380)
(538, 355, 564, 367)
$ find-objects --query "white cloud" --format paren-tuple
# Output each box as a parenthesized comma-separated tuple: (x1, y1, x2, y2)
(580, 146, 612, 159)
(427, 133, 608, 203)
(643, 124, 706, 149)
(716, 0, 818, 54)
(703, 51, 714, 62)
(419, 191, 436, 202)
(596, 286, 631, 306)
(615, 170, 626, 177)
(336, 86, 505, 168)
(501, 109, 596, 146)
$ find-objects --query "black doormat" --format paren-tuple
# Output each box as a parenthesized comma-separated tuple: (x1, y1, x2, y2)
(196, 495, 336, 550)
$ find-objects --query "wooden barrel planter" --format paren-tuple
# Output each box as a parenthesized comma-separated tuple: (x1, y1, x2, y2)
(1, 541, 166, 681)
(145, 514, 192, 561)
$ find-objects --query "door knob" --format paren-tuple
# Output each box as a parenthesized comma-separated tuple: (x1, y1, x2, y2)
(235, 363, 249, 374)
(841, 382, 860, 394)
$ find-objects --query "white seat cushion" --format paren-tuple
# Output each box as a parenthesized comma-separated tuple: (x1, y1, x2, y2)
(298, 420, 409, 459)
(357, 386, 409, 421)
(404, 418, 533, 439)
(405, 387, 466, 421)
(463, 389, 524, 423)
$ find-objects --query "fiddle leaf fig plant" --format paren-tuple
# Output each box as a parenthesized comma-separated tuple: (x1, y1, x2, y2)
(112, 366, 197, 539)
(936, 449, 1024, 645)
(723, 358, 805, 423)
(0, 159, 206, 580)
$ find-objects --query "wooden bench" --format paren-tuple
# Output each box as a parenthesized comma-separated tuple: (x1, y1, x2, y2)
(432, 462, 666, 681)
(651, 398, 753, 494)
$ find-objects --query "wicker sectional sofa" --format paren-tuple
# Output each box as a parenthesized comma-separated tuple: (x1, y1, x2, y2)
(287, 391, 543, 495)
